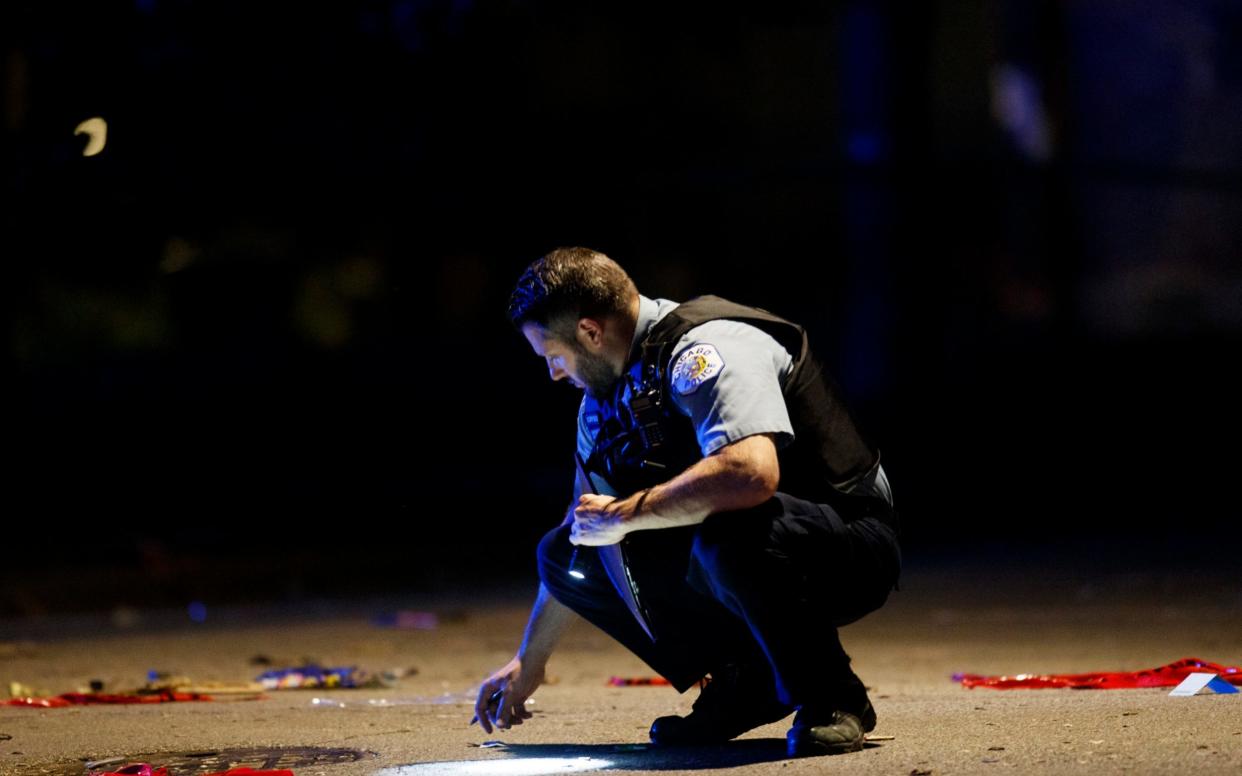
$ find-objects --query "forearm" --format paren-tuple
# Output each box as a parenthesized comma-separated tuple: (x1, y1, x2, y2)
(516, 581, 579, 668)
(625, 443, 776, 532)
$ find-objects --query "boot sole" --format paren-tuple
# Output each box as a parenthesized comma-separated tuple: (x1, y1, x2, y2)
(787, 735, 865, 757)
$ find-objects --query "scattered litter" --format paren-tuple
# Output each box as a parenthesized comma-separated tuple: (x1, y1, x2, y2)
(85, 757, 125, 770)
(409, 688, 479, 705)
(256, 664, 392, 689)
(6, 689, 217, 707)
(9, 681, 50, 699)
(311, 689, 480, 708)
(110, 606, 142, 629)
(470, 741, 507, 749)
(1170, 672, 1240, 697)
(88, 765, 293, 776)
(310, 697, 347, 708)
(373, 610, 439, 629)
(956, 657, 1242, 690)
(8, 667, 270, 706)
(865, 734, 896, 741)
(141, 675, 266, 697)
(607, 676, 672, 686)
(88, 764, 169, 776)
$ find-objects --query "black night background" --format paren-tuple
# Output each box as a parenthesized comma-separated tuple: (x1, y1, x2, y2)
(5, 0, 1240, 615)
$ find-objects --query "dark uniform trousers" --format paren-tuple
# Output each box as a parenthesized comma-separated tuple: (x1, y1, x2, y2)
(537, 490, 901, 714)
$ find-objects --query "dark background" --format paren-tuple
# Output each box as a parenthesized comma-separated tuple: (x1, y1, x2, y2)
(5, 1, 1240, 616)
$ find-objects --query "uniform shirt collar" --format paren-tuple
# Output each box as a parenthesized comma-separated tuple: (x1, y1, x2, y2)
(627, 293, 678, 367)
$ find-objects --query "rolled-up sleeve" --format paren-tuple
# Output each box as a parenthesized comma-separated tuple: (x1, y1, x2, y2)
(666, 319, 795, 456)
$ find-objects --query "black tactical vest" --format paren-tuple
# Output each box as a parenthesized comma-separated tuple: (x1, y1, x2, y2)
(584, 295, 897, 531)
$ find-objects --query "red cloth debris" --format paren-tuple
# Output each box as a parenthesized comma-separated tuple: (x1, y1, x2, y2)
(606, 675, 710, 689)
(89, 766, 170, 776)
(90, 766, 292, 776)
(956, 656, 1242, 689)
(6, 689, 215, 707)
(607, 676, 672, 686)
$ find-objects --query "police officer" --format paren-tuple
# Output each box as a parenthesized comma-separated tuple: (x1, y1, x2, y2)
(474, 246, 901, 758)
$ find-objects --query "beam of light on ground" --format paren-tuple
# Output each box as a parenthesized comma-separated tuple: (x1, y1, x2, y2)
(375, 756, 612, 775)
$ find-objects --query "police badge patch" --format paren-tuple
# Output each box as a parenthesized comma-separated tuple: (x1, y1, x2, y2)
(671, 344, 725, 395)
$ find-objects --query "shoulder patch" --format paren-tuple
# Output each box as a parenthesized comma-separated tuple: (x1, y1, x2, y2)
(671, 344, 725, 396)
(584, 411, 602, 432)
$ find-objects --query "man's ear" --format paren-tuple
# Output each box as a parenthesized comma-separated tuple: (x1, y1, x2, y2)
(576, 317, 606, 348)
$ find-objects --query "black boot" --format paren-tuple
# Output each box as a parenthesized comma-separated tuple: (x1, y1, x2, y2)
(785, 696, 877, 757)
(649, 660, 795, 746)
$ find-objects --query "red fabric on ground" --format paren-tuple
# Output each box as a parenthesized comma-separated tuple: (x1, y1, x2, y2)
(957, 656, 1242, 689)
(6, 689, 215, 707)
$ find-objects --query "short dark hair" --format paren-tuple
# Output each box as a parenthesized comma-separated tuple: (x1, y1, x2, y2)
(507, 246, 638, 340)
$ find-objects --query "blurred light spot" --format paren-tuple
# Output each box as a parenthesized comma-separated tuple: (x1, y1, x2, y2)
(160, 236, 200, 274)
(375, 758, 610, 775)
(295, 269, 352, 349)
(187, 601, 207, 623)
(990, 64, 1052, 161)
(311, 697, 346, 708)
(7, 50, 30, 132)
(337, 255, 383, 299)
(846, 132, 884, 164)
(75, 117, 108, 157)
(42, 285, 171, 350)
(110, 606, 141, 629)
(375, 610, 439, 629)
(568, 570, 585, 580)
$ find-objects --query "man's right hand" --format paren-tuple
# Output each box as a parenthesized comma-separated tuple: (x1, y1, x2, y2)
(472, 655, 544, 734)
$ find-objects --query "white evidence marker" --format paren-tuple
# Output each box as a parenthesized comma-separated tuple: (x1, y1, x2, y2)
(1169, 672, 1240, 697)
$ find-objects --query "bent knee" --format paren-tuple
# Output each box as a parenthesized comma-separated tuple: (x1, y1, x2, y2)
(536, 523, 574, 580)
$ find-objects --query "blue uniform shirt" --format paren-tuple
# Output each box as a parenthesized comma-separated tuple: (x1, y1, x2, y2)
(575, 294, 892, 506)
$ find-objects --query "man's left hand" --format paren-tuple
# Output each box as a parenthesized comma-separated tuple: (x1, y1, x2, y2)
(570, 493, 639, 546)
